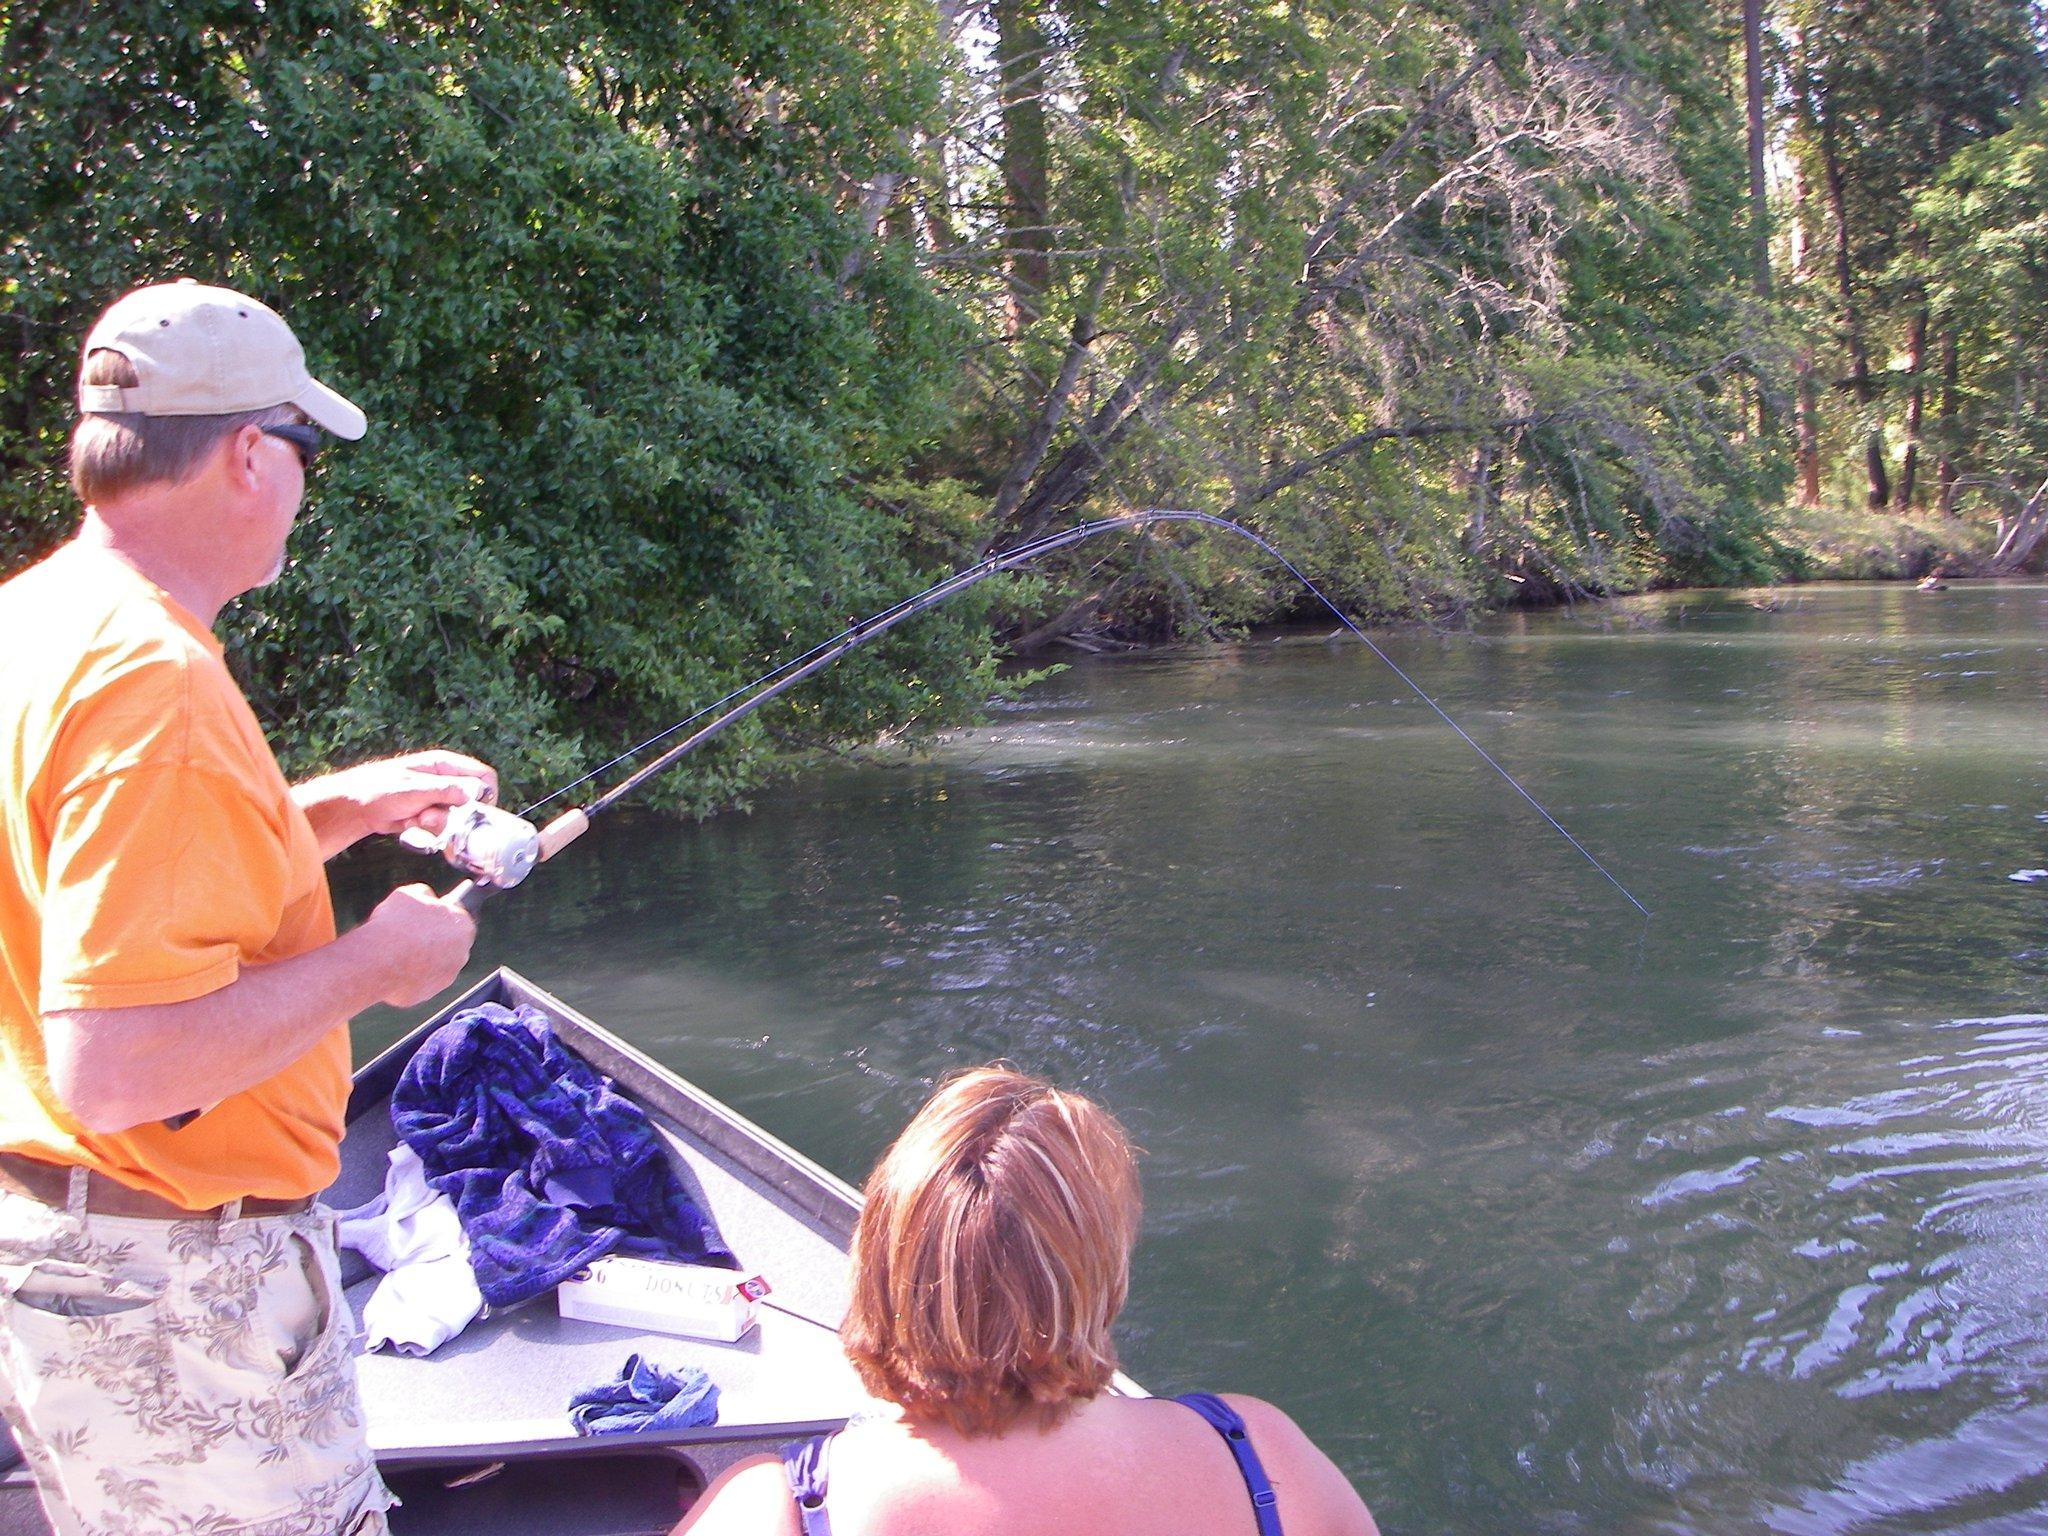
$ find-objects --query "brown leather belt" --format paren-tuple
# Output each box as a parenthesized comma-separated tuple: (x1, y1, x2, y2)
(0, 1152, 313, 1221)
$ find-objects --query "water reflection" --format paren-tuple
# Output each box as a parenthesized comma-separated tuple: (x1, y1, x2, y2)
(335, 581, 2048, 1534)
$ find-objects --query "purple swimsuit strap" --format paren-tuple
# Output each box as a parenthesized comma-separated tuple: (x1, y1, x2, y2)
(781, 1432, 834, 1536)
(1175, 1392, 1285, 1536)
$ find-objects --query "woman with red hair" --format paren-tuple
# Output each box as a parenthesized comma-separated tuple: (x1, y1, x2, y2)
(676, 1066, 1379, 1536)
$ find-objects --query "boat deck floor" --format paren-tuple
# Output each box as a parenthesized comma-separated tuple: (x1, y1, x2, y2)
(335, 1085, 872, 1470)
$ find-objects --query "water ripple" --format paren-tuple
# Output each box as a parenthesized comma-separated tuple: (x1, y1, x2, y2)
(1617, 1010, 2048, 1530)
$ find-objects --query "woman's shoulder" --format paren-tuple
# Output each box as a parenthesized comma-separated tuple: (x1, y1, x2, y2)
(670, 1395, 1376, 1536)
(1189, 1394, 1382, 1536)
(669, 1423, 925, 1536)
(1206, 1391, 1304, 1440)
(671, 1452, 800, 1536)
(1165, 1390, 1314, 1464)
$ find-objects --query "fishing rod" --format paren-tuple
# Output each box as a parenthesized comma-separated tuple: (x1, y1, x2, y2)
(418, 511, 1650, 919)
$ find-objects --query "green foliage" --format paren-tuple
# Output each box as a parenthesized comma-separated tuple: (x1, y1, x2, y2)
(0, 0, 996, 810)
(911, 0, 1795, 641)
(1776, 0, 2043, 522)
(1783, 0, 2039, 286)
(8, 0, 2031, 786)
(1915, 94, 2048, 515)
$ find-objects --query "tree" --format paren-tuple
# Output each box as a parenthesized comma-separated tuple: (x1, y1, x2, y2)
(1917, 95, 2048, 568)
(1780, 0, 2040, 512)
(901, 0, 1787, 644)
(1745, 0, 1772, 309)
(996, 0, 1055, 331)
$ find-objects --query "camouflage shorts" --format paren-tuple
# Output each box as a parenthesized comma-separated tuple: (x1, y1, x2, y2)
(0, 1177, 394, 1536)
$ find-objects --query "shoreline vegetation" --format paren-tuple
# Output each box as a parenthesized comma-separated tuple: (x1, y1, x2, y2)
(1043, 566, 2005, 662)
(1769, 506, 1999, 585)
(1015, 506, 2000, 658)
(4, 6, 2044, 815)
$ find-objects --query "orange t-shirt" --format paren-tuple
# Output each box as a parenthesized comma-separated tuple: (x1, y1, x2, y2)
(0, 542, 348, 1206)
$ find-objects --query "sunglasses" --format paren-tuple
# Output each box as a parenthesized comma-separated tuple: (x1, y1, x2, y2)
(261, 422, 322, 471)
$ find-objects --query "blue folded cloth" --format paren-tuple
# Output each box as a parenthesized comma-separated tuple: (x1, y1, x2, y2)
(392, 1002, 736, 1307)
(569, 1354, 720, 1435)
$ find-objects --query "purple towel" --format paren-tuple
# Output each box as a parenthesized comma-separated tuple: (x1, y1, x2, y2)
(392, 1002, 735, 1307)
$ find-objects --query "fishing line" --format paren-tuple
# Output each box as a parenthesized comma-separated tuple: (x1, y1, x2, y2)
(1154, 513, 1654, 921)
(438, 511, 1649, 919)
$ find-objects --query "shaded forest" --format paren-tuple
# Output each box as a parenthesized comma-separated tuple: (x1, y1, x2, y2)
(1, 2, 2043, 802)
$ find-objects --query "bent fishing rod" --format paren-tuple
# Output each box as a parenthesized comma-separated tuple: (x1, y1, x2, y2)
(417, 511, 1650, 920)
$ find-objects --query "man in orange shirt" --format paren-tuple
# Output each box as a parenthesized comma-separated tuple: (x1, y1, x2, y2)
(0, 282, 490, 1535)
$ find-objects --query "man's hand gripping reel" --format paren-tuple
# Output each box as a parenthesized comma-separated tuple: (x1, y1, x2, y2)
(401, 802, 591, 914)
(166, 803, 585, 1132)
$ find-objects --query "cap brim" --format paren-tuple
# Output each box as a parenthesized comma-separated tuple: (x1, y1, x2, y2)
(294, 375, 367, 440)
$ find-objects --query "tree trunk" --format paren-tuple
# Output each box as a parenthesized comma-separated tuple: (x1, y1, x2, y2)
(1788, 154, 1821, 505)
(1936, 330, 1959, 516)
(1009, 575, 1127, 655)
(1744, 0, 1771, 302)
(1006, 301, 1210, 543)
(914, 128, 961, 252)
(1894, 301, 1927, 511)
(1991, 477, 2048, 572)
(996, 0, 1052, 335)
(1796, 353, 1821, 505)
(1464, 442, 1493, 555)
(988, 265, 1109, 533)
(1819, 116, 1889, 508)
(1744, 0, 1774, 439)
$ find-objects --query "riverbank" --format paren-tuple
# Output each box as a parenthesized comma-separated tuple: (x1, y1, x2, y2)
(1022, 507, 2004, 659)
(1771, 503, 1997, 580)
(1045, 563, 2008, 663)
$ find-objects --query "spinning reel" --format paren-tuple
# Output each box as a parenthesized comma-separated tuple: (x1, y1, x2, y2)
(401, 800, 543, 890)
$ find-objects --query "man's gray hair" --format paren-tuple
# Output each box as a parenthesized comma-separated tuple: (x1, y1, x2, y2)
(69, 350, 296, 504)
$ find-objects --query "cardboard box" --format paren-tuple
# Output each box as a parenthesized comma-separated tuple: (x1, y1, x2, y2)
(557, 1257, 770, 1344)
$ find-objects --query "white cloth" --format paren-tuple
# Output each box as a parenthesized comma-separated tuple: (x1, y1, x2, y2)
(337, 1144, 483, 1357)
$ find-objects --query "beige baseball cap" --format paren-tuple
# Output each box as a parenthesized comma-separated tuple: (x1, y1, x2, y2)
(76, 279, 367, 440)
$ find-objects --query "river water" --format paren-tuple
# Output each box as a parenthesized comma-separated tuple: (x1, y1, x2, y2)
(341, 580, 2048, 1534)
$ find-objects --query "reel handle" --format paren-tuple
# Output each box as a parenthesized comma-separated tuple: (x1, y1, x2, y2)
(451, 879, 496, 916)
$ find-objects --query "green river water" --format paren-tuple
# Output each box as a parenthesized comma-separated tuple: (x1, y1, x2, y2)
(341, 580, 2048, 1534)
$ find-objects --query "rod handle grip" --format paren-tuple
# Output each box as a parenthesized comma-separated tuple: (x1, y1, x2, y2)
(537, 807, 590, 862)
